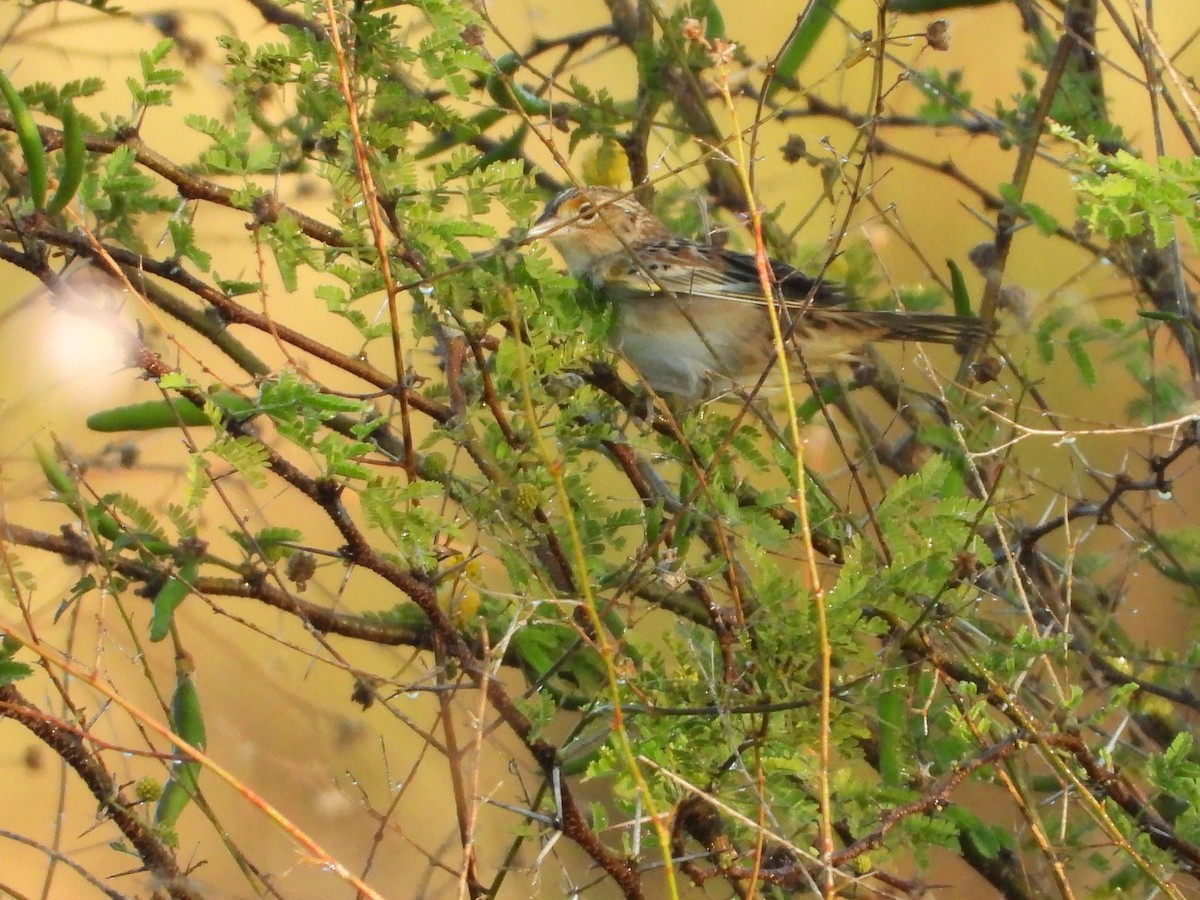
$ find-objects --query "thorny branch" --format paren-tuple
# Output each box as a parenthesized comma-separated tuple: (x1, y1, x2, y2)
(1, 1, 1198, 897)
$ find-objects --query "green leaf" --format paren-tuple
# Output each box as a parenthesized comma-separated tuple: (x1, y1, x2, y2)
(0, 71, 47, 209)
(998, 183, 1060, 235)
(0, 658, 33, 687)
(231, 526, 303, 563)
(86, 393, 254, 432)
(104, 494, 171, 555)
(183, 454, 211, 510)
(130, 39, 182, 110)
(944, 805, 1014, 859)
(768, 0, 841, 100)
(149, 561, 198, 642)
(154, 777, 192, 828)
(210, 436, 270, 489)
(1065, 328, 1097, 387)
(170, 671, 207, 751)
(47, 100, 85, 214)
(877, 686, 905, 788)
(946, 259, 972, 318)
(156, 670, 207, 826)
(1143, 526, 1200, 586)
(698, 0, 725, 38)
(167, 219, 212, 270)
(33, 443, 77, 501)
(914, 68, 972, 126)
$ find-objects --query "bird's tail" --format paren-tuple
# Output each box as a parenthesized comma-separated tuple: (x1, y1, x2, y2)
(804, 309, 992, 351)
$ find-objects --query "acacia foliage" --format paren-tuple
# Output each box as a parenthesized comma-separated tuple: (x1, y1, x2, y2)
(0, 1, 1199, 898)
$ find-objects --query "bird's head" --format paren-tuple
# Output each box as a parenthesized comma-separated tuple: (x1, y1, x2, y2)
(526, 186, 669, 275)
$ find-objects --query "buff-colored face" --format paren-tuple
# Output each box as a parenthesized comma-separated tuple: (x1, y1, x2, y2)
(526, 187, 667, 275)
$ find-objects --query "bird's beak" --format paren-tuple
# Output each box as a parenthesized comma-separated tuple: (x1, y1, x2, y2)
(524, 208, 561, 240)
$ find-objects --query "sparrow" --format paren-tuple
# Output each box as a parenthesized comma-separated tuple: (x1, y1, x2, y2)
(526, 186, 990, 401)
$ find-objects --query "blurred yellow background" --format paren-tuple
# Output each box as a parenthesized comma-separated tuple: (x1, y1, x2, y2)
(0, 2, 1197, 897)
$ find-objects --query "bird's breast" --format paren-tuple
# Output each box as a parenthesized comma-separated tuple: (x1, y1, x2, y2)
(613, 296, 772, 399)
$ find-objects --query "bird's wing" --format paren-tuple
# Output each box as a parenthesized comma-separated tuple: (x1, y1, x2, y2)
(601, 239, 844, 308)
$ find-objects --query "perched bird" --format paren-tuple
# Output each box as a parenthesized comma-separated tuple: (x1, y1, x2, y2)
(526, 186, 990, 401)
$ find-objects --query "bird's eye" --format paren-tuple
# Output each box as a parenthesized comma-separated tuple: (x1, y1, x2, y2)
(576, 202, 596, 222)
